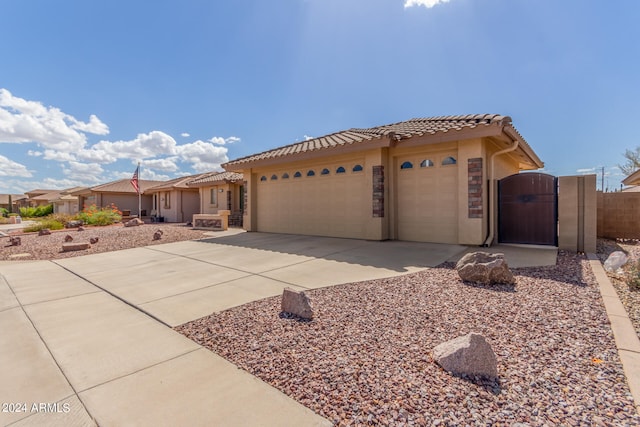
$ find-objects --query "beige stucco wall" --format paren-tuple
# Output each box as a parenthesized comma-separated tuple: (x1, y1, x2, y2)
(558, 175, 597, 252)
(95, 194, 153, 216)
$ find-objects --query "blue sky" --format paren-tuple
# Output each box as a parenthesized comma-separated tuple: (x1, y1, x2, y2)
(1, 0, 639, 193)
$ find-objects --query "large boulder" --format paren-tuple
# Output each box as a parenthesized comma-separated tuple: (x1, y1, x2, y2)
(281, 288, 314, 320)
(604, 251, 628, 275)
(432, 332, 498, 380)
(456, 252, 515, 285)
(65, 220, 83, 228)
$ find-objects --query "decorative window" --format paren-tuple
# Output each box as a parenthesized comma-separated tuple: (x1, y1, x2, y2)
(210, 188, 217, 205)
(260, 176, 267, 181)
(270, 174, 278, 181)
(442, 156, 457, 166)
(307, 170, 316, 177)
(163, 191, 170, 209)
(352, 164, 363, 172)
(336, 166, 346, 174)
(282, 173, 290, 179)
(321, 168, 330, 175)
(420, 159, 434, 168)
(294, 171, 302, 178)
(400, 161, 414, 169)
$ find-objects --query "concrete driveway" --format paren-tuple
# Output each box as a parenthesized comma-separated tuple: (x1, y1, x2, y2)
(52, 232, 470, 327)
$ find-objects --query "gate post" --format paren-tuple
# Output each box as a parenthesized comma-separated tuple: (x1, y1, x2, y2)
(558, 175, 597, 252)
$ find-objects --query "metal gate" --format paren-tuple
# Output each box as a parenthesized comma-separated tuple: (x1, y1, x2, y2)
(498, 173, 558, 246)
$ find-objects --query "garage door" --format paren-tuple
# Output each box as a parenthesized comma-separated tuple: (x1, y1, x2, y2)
(396, 156, 458, 243)
(256, 165, 367, 239)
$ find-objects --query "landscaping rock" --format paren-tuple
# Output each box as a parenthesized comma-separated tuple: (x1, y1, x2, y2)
(89, 237, 99, 244)
(38, 229, 51, 236)
(456, 252, 515, 285)
(9, 236, 21, 246)
(281, 288, 314, 320)
(64, 234, 73, 242)
(604, 251, 628, 275)
(153, 230, 162, 240)
(65, 220, 83, 228)
(62, 242, 91, 252)
(124, 218, 144, 227)
(432, 332, 498, 380)
(77, 226, 85, 232)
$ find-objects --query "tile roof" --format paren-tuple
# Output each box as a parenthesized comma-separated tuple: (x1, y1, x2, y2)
(0, 194, 24, 204)
(187, 171, 244, 186)
(622, 169, 640, 186)
(90, 179, 165, 194)
(223, 114, 540, 168)
(145, 173, 210, 191)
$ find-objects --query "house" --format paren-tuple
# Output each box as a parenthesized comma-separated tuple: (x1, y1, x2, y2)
(23, 189, 58, 207)
(0, 194, 25, 212)
(622, 169, 640, 189)
(70, 179, 164, 217)
(186, 171, 244, 226)
(222, 114, 543, 245)
(32, 187, 84, 215)
(144, 174, 208, 222)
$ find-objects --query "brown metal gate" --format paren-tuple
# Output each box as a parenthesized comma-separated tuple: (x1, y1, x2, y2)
(498, 173, 558, 246)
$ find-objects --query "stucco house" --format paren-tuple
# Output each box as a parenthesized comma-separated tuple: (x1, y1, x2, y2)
(23, 189, 57, 207)
(70, 179, 164, 217)
(622, 169, 640, 189)
(223, 114, 543, 245)
(186, 171, 244, 226)
(144, 174, 207, 222)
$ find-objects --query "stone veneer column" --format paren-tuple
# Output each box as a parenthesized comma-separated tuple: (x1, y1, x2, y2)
(468, 158, 483, 218)
(372, 165, 384, 218)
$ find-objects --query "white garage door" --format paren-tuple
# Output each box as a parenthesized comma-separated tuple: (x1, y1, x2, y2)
(256, 165, 367, 239)
(396, 156, 458, 243)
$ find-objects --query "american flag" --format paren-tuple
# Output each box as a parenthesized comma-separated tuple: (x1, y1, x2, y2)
(130, 164, 140, 193)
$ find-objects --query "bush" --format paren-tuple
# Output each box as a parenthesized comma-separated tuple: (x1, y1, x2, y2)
(23, 219, 65, 232)
(0, 207, 7, 218)
(77, 203, 122, 226)
(47, 213, 76, 225)
(20, 204, 53, 218)
(626, 259, 640, 290)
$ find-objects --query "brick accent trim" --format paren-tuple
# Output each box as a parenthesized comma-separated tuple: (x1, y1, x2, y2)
(372, 165, 384, 218)
(468, 158, 483, 218)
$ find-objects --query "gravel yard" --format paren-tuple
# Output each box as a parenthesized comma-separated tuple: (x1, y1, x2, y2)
(0, 223, 209, 261)
(177, 251, 640, 426)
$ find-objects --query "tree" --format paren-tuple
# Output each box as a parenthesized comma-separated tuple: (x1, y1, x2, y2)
(619, 147, 640, 176)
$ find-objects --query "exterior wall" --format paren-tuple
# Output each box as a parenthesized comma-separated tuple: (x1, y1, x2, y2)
(54, 201, 78, 215)
(486, 145, 522, 245)
(97, 194, 153, 217)
(597, 191, 640, 239)
(558, 175, 597, 252)
(154, 190, 200, 222)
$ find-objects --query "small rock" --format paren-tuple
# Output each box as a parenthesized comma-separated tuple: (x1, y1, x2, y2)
(281, 287, 314, 320)
(153, 231, 162, 240)
(604, 251, 628, 275)
(9, 236, 21, 246)
(456, 252, 515, 285)
(38, 228, 51, 236)
(77, 226, 85, 232)
(64, 234, 73, 242)
(124, 218, 144, 227)
(62, 242, 91, 252)
(89, 237, 99, 244)
(432, 332, 498, 380)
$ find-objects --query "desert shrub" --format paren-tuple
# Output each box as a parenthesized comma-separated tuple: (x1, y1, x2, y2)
(0, 207, 7, 217)
(20, 204, 53, 218)
(626, 259, 640, 290)
(23, 219, 65, 232)
(47, 213, 76, 225)
(77, 203, 122, 226)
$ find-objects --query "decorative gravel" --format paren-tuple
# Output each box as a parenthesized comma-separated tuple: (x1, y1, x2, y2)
(177, 252, 640, 426)
(0, 223, 208, 261)
(597, 238, 640, 340)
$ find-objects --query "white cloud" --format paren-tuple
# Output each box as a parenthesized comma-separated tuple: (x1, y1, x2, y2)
(304, 135, 314, 141)
(142, 157, 180, 172)
(62, 161, 105, 182)
(175, 140, 229, 172)
(404, 0, 450, 8)
(85, 131, 177, 163)
(208, 136, 241, 145)
(181, 132, 190, 137)
(576, 167, 596, 174)
(27, 150, 43, 157)
(0, 155, 32, 177)
(43, 149, 76, 162)
(0, 89, 109, 154)
(225, 136, 240, 144)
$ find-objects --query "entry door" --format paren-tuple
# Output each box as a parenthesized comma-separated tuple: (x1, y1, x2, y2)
(498, 173, 558, 245)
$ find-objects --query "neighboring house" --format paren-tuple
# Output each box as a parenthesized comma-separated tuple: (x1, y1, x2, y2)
(145, 174, 208, 223)
(70, 179, 164, 217)
(223, 114, 543, 245)
(23, 189, 58, 207)
(0, 194, 25, 212)
(622, 169, 640, 189)
(31, 187, 84, 215)
(187, 171, 244, 226)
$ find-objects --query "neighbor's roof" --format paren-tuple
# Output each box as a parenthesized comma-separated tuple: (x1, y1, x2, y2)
(223, 114, 542, 170)
(145, 173, 210, 191)
(187, 171, 244, 187)
(621, 185, 640, 192)
(0, 194, 25, 204)
(88, 179, 165, 194)
(24, 189, 57, 197)
(622, 169, 640, 186)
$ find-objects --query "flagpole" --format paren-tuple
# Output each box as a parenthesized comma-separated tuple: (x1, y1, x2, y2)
(137, 162, 142, 219)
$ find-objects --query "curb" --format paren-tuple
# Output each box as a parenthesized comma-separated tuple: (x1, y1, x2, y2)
(587, 253, 640, 415)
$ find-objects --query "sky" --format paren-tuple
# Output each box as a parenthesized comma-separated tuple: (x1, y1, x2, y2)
(1, 0, 639, 194)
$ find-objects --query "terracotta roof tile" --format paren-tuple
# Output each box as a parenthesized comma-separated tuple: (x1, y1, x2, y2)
(145, 173, 209, 191)
(90, 179, 165, 194)
(187, 171, 244, 186)
(224, 114, 525, 167)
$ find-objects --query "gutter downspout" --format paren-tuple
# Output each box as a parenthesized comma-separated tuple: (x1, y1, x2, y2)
(483, 136, 519, 247)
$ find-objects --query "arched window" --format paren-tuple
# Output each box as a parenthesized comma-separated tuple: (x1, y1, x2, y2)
(442, 156, 457, 166)
(307, 170, 315, 177)
(352, 164, 363, 172)
(336, 166, 346, 174)
(420, 159, 434, 168)
(321, 168, 330, 175)
(270, 174, 278, 181)
(282, 173, 290, 179)
(260, 176, 267, 182)
(400, 161, 414, 169)
(294, 171, 302, 178)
